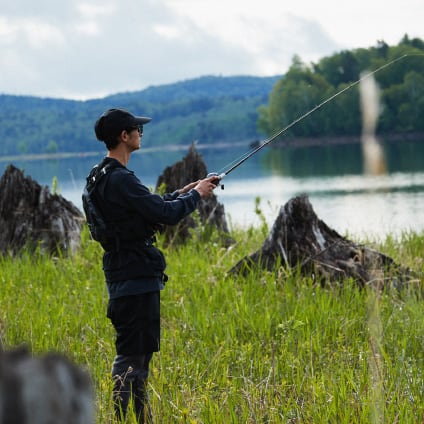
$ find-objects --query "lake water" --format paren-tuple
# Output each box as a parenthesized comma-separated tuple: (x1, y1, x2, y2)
(1, 139, 423, 242)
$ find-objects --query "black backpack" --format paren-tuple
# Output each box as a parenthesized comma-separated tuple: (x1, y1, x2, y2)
(82, 161, 120, 245)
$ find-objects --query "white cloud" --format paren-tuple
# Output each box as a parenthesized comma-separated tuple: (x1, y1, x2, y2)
(0, 0, 422, 99)
(24, 19, 65, 48)
(153, 24, 184, 40)
(74, 21, 100, 36)
(0, 17, 19, 45)
(0, 16, 65, 47)
(76, 2, 115, 19)
(74, 2, 117, 35)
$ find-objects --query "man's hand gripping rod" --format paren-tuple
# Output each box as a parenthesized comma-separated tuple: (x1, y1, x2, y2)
(206, 172, 226, 189)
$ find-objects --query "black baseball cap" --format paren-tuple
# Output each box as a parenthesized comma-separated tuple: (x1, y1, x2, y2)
(94, 108, 152, 141)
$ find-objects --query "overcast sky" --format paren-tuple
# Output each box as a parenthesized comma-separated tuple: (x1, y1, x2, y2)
(1, 0, 422, 100)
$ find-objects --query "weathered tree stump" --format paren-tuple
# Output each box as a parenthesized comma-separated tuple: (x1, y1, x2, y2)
(0, 346, 93, 424)
(155, 144, 231, 245)
(230, 194, 413, 288)
(0, 165, 84, 255)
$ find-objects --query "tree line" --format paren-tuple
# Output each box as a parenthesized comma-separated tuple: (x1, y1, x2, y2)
(1, 36, 423, 157)
(0, 76, 279, 156)
(258, 35, 424, 140)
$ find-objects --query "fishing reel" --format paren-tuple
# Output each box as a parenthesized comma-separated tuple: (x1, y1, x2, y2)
(207, 172, 224, 190)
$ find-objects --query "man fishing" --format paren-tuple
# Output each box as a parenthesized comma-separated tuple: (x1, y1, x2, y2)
(85, 108, 217, 423)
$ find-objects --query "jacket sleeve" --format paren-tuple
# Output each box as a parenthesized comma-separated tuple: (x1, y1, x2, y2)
(163, 191, 180, 201)
(110, 172, 201, 225)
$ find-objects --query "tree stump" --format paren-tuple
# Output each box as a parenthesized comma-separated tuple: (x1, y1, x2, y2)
(0, 165, 84, 255)
(230, 194, 412, 288)
(0, 346, 93, 424)
(155, 144, 231, 245)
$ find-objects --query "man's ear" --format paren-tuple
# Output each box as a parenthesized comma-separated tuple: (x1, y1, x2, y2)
(119, 130, 129, 143)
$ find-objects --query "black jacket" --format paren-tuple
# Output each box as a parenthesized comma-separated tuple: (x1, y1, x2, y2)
(93, 157, 200, 283)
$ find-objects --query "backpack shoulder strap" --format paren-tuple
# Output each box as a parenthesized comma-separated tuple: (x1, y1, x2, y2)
(86, 158, 122, 191)
(83, 159, 123, 249)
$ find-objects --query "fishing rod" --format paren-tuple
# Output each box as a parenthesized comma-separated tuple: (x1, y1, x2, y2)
(208, 53, 413, 188)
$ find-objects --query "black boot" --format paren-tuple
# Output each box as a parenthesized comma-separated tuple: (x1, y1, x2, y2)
(112, 370, 132, 420)
(111, 354, 153, 423)
(132, 377, 153, 423)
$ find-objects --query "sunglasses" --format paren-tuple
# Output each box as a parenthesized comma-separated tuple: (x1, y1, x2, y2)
(127, 125, 143, 135)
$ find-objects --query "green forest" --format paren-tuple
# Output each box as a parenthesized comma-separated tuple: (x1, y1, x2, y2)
(258, 35, 424, 139)
(1, 35, 423, 157)
(0, 76, 279, 156)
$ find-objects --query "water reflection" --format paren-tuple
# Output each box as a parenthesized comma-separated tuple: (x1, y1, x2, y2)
(217, 172, 424, 240)
(263, 143, 364, 177)
(260, 139, 424, 177)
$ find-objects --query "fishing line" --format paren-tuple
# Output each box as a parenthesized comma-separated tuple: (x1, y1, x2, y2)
(216, 148, 256, 175)
(209, 53, 420, 184)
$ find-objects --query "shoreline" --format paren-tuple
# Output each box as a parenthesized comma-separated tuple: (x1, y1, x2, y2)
(272, 131, 424, 148)
(0, 133, 423, 163)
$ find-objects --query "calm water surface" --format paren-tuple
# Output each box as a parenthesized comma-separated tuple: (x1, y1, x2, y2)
(1, 139, 423, 242)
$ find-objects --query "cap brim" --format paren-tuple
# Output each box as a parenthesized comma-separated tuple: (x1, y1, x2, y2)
(134, 116, 152, 125)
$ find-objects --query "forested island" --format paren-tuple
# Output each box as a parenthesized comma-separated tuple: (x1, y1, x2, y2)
(258, 35, 424, 141)
(1, 35, 423, 157)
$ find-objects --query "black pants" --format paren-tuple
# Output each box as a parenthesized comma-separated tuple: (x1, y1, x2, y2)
(107, 292, 160, 423)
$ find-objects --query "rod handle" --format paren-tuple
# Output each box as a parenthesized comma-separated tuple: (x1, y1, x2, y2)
(207, 172, 224, 190)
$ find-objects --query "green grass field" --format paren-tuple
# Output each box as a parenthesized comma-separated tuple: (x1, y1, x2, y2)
(1, 224, 423, 423)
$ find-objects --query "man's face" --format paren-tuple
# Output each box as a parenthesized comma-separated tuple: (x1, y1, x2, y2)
(124, 126, 143, 151)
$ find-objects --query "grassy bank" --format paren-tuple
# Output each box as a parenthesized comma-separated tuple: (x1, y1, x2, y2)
(0, 226, 423, 423)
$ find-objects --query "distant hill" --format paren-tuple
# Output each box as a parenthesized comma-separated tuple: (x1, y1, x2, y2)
(0, 75, 281, 156)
